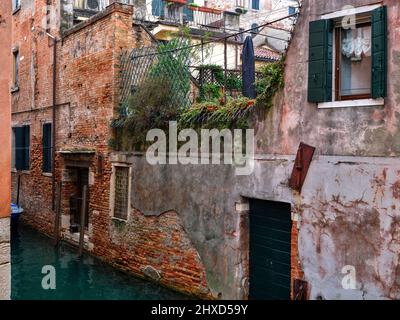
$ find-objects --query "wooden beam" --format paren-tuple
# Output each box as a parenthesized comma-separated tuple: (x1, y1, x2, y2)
(78, 185, 87, 257)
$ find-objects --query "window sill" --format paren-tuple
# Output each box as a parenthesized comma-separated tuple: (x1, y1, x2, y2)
(11, 170, 30, 174)
(42, 172, 52, 177)
(11, 86, 19, 93)
(317, 98, 384, 109)
(111, 216, 127, 223)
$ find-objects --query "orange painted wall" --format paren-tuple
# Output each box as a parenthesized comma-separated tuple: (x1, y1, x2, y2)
(0, 0, 11, 219)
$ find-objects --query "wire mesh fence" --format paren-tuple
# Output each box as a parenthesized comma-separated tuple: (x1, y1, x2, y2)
(118, 37, 200, 117)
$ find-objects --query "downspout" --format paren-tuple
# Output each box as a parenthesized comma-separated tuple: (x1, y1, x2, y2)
(47, 32, 57, 210)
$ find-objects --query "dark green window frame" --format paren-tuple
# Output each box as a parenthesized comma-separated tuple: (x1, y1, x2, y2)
(13, 125, 30, 171)
(308, 6, 387, 103)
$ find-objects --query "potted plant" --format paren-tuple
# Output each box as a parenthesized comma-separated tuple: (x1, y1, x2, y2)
(235, 7, 248, 14)
(187, 3, 200, 11)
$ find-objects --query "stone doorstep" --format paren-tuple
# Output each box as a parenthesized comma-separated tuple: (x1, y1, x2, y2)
(61, 232, 94, 251)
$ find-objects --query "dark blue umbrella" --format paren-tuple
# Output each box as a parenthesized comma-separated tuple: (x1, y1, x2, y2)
(242, 36, 256, 99)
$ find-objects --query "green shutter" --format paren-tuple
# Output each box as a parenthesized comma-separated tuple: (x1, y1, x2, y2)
(23, 126, 30, 171)
(14, 127, 24, 171)
(42, 123, 52, 173)
(308, 19, 333, 103)
(371, 6, 387, 99)
(152, 0, 164, 17)
(184, 0, 194, 22)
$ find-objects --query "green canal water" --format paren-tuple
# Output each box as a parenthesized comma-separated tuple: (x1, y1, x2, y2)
(11, 224, 189, 300)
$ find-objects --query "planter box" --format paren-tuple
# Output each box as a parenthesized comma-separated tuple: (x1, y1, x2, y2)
(198, 6, 222, 14)
(187, 5, 200, 11)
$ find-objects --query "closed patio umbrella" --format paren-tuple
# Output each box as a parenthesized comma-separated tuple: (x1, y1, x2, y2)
(242, 36, 256, 99)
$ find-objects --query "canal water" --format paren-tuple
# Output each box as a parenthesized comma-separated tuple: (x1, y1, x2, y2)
(11, 224, 189, 300)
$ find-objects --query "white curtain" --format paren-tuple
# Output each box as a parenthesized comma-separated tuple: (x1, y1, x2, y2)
(342, 27, 371, 60)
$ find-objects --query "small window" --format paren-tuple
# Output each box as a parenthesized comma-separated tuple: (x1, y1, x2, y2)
(251, 0, 260, 11)
(335, 22, 372, 100)
(307, 6, 387, 104)
(42, 123, 52, 173)
(113, 166, 130, 220)
(12, 0, 21, 12)
(12, 49, 19, 88)
(288, 6, 296, 16)
(12, 125, 30, 171)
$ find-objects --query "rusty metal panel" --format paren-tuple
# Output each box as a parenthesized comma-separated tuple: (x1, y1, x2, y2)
(289, 142, 316, 192)
(293, 279, 308, 300)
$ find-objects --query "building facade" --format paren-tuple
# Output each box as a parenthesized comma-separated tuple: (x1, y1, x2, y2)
(0, 0, 12, 301)
(8, 0, 400, 300)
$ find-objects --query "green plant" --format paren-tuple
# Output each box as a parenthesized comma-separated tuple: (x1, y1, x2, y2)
(255, 60, 285, 108)
(179, 96, 255, 130)
(225, 76, 242, 90)
(112, 77, 177, 150)
(201, 83, 222, 100)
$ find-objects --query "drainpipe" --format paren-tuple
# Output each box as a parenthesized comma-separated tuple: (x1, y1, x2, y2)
(47, 32, 57, 210)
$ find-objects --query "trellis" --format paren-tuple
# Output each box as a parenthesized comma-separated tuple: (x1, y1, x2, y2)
(117, 37, 198, 120)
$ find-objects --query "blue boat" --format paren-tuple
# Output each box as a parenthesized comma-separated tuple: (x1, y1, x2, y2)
(11, 203, 24, 223)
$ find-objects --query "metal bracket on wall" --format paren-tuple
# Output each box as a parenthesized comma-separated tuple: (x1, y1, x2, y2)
(289, 142, 316, 192)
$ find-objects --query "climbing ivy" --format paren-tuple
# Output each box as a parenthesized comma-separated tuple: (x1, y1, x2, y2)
(255, 59, 285, 109)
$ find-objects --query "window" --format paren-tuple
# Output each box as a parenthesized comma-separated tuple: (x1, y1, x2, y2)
(336, 22, 372, 100)
(12, 0, 21, 12)
(12, 49, 19, 89)
(113, 166, 130, 220)
(308, 6, 387, 104)
(42, 123, 52, 173)
(251, 0, 260, 11)
(12, 126, 30, 171)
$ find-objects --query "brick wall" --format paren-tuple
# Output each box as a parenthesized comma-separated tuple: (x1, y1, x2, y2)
(11, 2, 212, 299)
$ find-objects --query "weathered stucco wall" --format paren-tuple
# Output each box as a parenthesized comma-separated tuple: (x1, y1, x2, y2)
(254, 0, 400, 157)
(129, 153, 400, 299)
(125, 0, 400, 300)
(0, 0, 12, 300)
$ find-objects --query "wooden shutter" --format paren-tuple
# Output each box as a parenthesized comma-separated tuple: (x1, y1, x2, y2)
(152, 0, 164, 17)
(308, 19, 333, 103)
(252, 0, 260, 10)
(42, 123, 52, 173)
(14, 127, 24, 171)
(23, 126, 30, 171)
(184, 0, 194, 22)
(371, 6, 387, 99)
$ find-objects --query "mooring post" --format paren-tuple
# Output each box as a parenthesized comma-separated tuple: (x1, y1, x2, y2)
(16, 173, 21, 206)
(53, 182, 62, 246)
(78, 185, 87, 257)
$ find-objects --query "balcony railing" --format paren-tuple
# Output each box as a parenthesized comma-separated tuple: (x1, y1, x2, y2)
(160, 3, 224, 30)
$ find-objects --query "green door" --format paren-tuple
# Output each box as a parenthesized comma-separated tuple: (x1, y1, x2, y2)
(249, 199, 292, 300)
